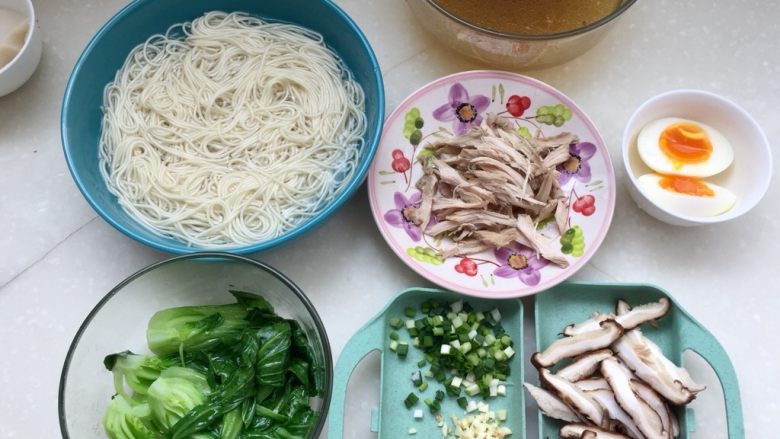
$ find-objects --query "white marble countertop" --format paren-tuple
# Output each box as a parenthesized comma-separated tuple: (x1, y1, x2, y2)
(1, 0, 778, 438)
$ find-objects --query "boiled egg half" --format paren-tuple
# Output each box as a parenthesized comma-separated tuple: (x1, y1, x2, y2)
(638, 173, 736, 217)
(637, 117, 734, 177)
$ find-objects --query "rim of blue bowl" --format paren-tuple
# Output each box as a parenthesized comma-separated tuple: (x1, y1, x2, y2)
(61, 0, 385, 255)
(58, 252, 334, 439)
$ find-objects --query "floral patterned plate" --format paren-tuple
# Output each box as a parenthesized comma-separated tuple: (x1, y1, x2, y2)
(368, 71, 615, 298)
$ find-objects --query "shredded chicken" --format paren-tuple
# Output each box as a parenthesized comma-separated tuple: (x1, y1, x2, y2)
(408, 171, 437, 232)
(407, 115, 577, 267)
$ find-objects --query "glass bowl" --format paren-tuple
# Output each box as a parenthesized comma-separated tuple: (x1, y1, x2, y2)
(58, 253, 332, 438)
(407, 0, 637, 70)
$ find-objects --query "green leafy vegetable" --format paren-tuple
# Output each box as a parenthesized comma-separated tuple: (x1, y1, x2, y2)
(104, 351, 176, 397)
(256, 322, 292, 387)
(146, 304, 250, 358)
(101, 291, 320, 439)
(102, 394, 155, 439)
(219, 409, 243, 439)
(147, 367, 210, 430)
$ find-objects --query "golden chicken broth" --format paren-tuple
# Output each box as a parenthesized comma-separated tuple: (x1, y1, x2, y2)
(434, 0, 623, 35)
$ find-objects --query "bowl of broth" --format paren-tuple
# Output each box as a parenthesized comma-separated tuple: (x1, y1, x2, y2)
(407, 0, 636, 70)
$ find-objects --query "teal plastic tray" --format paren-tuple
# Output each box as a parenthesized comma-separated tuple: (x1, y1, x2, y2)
(329, 288, 525, 438)
(536, 283, 743, 439)
(330, 283, 744, 438)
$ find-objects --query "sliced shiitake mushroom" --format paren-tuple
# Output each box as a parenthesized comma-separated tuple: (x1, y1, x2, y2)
(540, 368, 606, 427)
(616, 298, 670, 331)
(523, 382, 581, 423)
(576, 378, 611, 392)
(586, 388, 645, 439)
(565, 298, 670, 336)
(533, 320, 623, 368)
(564, 313, 613, 336)
(556, 349, 614, 382)
(560, 424, 631, 439)
(601, 358, 666, 439)
(534, 298, 700, 439)
(632, 379, 678, 438)
(613, 329, 704, 405)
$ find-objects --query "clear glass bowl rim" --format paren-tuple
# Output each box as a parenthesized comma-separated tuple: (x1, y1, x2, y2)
(424, 0, 638, 40)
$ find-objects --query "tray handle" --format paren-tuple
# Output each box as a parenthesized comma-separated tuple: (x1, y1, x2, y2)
(679, 317, 745, 439)
(328, 318, 385, 438)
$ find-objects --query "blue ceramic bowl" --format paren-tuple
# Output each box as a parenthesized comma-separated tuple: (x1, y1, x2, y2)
(61, 0, 384, 254)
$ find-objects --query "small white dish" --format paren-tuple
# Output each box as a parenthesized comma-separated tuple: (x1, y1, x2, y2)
(0, 0, 41, 97)
(622, 89, 772, 226)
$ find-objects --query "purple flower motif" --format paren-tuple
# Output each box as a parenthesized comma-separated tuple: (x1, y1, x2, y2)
(557, 142, 597, 185)
(433, 83, 490, 136)
(493, 244, 549, 286)
(384, 191, 422, 241)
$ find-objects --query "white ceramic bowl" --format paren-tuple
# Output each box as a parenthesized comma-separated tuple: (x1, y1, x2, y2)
(622, 89, 772, 226)
(0, 0, 41, 97)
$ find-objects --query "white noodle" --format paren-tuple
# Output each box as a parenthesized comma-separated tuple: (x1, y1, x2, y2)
(99, 11, 366, 247)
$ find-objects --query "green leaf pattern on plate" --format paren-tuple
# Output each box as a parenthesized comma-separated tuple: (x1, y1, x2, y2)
(406, 247, 444, 265)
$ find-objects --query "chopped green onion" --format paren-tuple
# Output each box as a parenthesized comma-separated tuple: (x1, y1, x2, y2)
(404, 392, 419, 408)
(424, 398, 440, 414)
(450, 300, 463, 313)
(398, 299, 516, 409)
(397, 342, 409, 358)
(390, 317, 403, 329)
(450, 376, 463, 389)
(465, 383, 480, 396)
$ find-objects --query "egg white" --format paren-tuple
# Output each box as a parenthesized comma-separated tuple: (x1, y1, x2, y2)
(637, 117, 734, 178)
(638, 173, 736, 217)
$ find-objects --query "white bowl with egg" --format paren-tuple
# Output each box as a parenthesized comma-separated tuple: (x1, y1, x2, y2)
(623, 89, 772, 226)
(0, 0, 41, 97)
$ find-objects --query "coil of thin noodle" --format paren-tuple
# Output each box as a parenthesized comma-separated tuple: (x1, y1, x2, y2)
(99, 11, 366, 247)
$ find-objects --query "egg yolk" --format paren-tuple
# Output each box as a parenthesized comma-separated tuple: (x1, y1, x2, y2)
(659, 122, 712, 167)
(658, 175, 715, 197)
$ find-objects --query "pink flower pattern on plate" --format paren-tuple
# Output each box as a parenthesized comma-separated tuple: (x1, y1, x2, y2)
(493, 244, 549, 286)
(433, 83, 490, 135)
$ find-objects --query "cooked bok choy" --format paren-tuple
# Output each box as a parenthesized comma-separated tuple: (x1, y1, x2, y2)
(101, 291, 322, 439)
